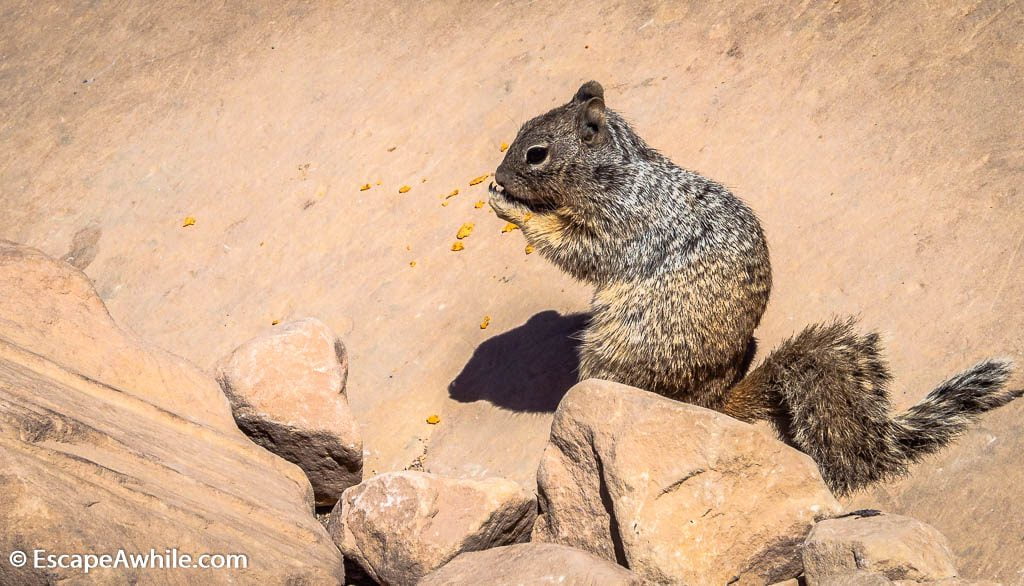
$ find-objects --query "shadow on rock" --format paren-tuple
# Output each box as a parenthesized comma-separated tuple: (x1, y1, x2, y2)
(448, 310, 588, 412)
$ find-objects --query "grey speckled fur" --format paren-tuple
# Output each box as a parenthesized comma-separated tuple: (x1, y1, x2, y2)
(489, 81, 1020, 495)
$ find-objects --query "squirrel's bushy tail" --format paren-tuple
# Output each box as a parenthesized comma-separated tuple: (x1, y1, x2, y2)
(736, 318, 1019, 496)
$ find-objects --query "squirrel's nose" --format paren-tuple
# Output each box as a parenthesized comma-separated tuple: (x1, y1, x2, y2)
(494, 166, 510, 189)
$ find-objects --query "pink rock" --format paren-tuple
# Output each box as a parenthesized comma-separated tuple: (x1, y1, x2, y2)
(534, 378, 842, 584)
(420, 542, 644, 585)
(0, 241, 343, 583)
(217, 317, 362, 506)
(328, 471, 535, 585)
(803, 513, 959, 584)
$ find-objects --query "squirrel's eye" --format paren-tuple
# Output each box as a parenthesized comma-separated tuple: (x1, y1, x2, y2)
(526, 146, 549, 165)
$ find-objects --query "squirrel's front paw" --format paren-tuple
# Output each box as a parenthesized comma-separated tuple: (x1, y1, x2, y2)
(489, 197, 517, 223)
(488, 182, 525, 224)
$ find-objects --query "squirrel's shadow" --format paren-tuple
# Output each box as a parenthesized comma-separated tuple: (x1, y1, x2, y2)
(448, 310, 588, 413)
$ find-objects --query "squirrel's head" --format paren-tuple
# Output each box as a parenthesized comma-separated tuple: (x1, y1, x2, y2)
(491, 81, 627, 215)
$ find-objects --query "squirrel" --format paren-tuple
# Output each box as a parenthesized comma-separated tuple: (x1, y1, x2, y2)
(488, 80, 1021, 496)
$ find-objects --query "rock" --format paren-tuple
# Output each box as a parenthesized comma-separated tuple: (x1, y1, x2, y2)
(802, 512, 960, 584)
(0, 241, 237, 431)
(897, 577, 999, 581)
(0, 241, 344, 583)
(419, 542, 644, 585)
(216, 317, 362, 506)
(827, 571, 896, 585)
(795, 574, 1001, 586)
(328, 471, 535, 585)
(533, 379, 842, 585)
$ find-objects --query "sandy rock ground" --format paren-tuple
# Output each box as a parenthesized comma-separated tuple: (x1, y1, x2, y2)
(0, 241, 345, 583)
(2, 1, 1022, 581)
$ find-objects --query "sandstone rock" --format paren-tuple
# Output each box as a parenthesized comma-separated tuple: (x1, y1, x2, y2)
(533, 379, 842, 585)
(419, 542, 644, 585)
(812, 575, 1001, 586)
(825, 571, 896, 585)
(0, 241, 343, 584)
(216, 317, 362, 506)
(0, 241, 237, 431)
(897, 577, 999, 581)
(803, 512, 959, 585)
(328, 471, 535, 585)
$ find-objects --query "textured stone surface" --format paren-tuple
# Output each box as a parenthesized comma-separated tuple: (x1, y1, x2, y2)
(420, 542, 644, 586)
(828, 572, 898, 586)
(803, 513, 959, 585)
(789, 574, 1003, 586)
(534, 379, 842, 584)
(1, 1, 1022, 580)
(217, 317, 362, 506)
(0, 242, 343, 584)
(328, 471, 535, 585)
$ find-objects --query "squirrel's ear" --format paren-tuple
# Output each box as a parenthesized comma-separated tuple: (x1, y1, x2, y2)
(579, 97, 607, 143)
(573, 80, 604, 104)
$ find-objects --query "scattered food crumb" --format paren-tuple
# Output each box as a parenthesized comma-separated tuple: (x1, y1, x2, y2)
(456, 222, 474, 239)
(500, 142, 509, 152)
(441, 189, 460, 206)
(399, 185, 411, 193)
(271, 319, 281, 326)
(525, 244, 535, 254)
(421, 178, 427, 183)
(409, 260, 417, 267)
(451, 242, 465, 251)
(376, 180, 382, 185)
(501, 222, 519, 233)
(426, 414, 440, 425)
(469, 174, 489, 186)
(406, 244, 411, 250)
(480, 315, 491, 329)
(259, 241, 265, 246)
(474, 200, 485, 208)
(387, 146, 397, 152)
(360, 183, 371, 191)
(182, 216, 196, 227)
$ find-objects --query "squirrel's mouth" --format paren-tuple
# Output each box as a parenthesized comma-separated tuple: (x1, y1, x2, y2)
(489, 182, 556, 214)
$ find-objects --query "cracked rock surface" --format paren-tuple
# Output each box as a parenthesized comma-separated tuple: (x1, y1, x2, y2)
(533, 378, 842, 584)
